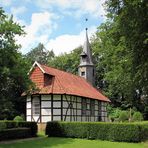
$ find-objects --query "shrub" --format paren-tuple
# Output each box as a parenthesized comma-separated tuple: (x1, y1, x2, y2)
(109, 108, 122, 121)
(13, 116, 24, 122)
(4, 121, 17, 128)
(18, 121, 37, 136)
(45, 121, 64, 137)
(119, 111, 129, 122)
(0, 122, 6, 131)
(139, 123, 148, 141)
(46, 121, 148, 142)
(108, 123, 140, 142)
(0, 120, 37, 140)
(88, 122, 111, 140)
(0, 128, 31, 141)
(62, 122, 89, 138)
(132, 112, 143, 121)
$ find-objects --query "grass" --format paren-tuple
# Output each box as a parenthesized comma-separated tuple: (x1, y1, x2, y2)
(0, 137, 147, 148)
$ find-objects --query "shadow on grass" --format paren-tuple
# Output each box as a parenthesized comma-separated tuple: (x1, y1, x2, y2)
(0, 138, 146, 148)
(0, 137, 76, 148)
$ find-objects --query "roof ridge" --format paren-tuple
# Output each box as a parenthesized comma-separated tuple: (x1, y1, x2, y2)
(40, 64, 86, 80)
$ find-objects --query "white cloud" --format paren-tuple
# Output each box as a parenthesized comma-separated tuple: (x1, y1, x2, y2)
(0, 0, 12, 6)
(10, 6, 27, 17)
(16, 10, 97, 56)
(46, 26, 97, 55)
(36, 0, 106, 18)
(9, 6, 27, 26)
(16, 11, 58, 53)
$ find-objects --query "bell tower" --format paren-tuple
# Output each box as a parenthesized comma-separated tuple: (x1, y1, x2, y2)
(78, 27, 95, 86)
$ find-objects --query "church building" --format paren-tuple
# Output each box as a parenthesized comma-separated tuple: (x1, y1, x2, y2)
(25, 28, 110, 123)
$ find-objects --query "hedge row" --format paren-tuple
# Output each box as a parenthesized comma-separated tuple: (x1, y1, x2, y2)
(0, 121, 37, 140)
(0, 128, 32, 141)
(46, 121, 148, 142)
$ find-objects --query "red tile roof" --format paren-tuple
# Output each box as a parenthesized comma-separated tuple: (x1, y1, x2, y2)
(29, 62, 110, 102)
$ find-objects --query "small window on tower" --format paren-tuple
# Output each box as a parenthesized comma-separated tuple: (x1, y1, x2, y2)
(81, 71, 85, 76)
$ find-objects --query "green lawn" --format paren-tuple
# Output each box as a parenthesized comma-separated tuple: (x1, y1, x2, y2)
(0, 137, 147, 148)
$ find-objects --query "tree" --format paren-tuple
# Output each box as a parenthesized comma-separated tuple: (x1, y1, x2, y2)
(0, 8, 31, 119)
(25, 43, 55, 65)
(90, 0, 148, 119)
(48, 46, 82, 74)
(106, 0, 148, 93)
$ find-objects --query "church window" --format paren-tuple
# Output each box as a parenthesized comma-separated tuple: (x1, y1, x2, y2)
(32, 96, 40, 115)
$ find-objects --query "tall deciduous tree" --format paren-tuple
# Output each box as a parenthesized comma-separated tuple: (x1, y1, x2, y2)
(25, 43, 55, 65)
(48, 46, 82, 74)
(0, 8, 31, 119)
(91, 0, 148, 118)
(106, 0, 148, 94)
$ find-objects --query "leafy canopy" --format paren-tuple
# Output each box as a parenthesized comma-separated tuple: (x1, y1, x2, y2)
(0, 7, 31, 119)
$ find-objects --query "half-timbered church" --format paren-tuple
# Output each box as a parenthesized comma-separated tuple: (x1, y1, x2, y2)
(26, 28, 110, 124)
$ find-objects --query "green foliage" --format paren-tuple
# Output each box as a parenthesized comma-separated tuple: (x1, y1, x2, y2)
(61, 122, 89, 138)
(89, 0, 148, 119)
(25, 43, 55, 65)
(108, 124, 140, 142)
(0, 8, 31, 120)
(107, 105, 122, 121)
(18, 121, 37, 136)
(46, 121, 148, 142)
(105, 0, 148, 96)
(119, 111, 129, 122)
(45, 121, 65, 137)
(0, 128, 31, 141)
(0, 137, 146, 148)
(13, 116, 24, 122)
(0, 121, 37, 137)
(48, 46, 82, 74)
(2, 121, 17, 129)
(0, 122, 6, 131)
(132, 112, 143, 122)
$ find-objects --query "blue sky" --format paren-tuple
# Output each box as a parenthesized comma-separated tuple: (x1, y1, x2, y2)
(0, 0, 106, 55)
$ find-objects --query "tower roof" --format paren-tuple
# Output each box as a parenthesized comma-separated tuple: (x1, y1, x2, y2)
(80, 28, 94, 66)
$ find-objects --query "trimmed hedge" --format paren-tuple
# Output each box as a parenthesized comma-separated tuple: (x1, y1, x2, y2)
(0, 121, 37, 141)
(46, 121, 148, 142)
(0, 128, 31, 141)
(18, 122, 37, 137)
(0, 121, 16, 129)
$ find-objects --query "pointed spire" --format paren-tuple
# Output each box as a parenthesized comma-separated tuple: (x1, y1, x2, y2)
(78, 21, 95, 86)
(80, 28, 93, 66)
(83, 28, 93, 65)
